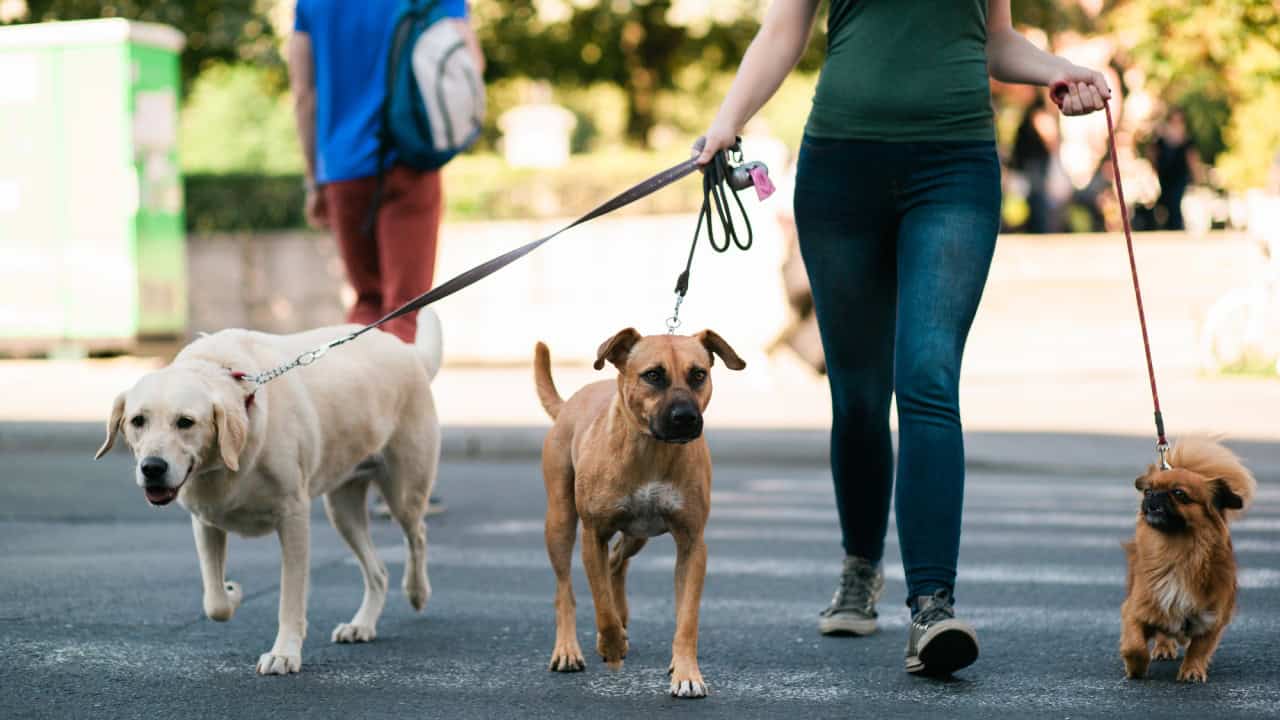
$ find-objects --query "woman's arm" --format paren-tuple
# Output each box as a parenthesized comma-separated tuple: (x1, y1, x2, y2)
(986, 0, 1109, 116)
(696, 0, 822, 164)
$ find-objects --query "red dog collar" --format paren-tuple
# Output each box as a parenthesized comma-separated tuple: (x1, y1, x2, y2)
(229, 371, 257, 410)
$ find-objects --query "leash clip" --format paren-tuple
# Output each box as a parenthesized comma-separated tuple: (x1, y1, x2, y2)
(666, 293, 685, 334)
(1157, 441, 1171, 470)
(297, 347, 327, 366)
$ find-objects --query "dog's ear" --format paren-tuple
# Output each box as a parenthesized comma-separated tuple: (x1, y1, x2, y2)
(594, 328, 642, 371)
(94, 393, 126, 460)
(1211, 479, 1244, 512)
(213, 400, 247, 472)
(696, 329, 746, 371)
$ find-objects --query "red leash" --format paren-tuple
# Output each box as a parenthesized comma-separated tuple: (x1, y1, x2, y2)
(1055, 86, 1170, 466)
(1096, 95, 1171, 467)
(1102, 101, 1169, 456)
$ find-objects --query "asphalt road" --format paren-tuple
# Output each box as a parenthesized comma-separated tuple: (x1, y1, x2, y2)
(3, 435, 1280, 719)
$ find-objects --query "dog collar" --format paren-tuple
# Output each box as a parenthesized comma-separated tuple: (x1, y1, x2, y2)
(229, 371, 257, 410)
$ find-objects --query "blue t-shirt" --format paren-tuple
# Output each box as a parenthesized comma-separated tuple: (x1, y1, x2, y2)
(295, 0, 468, 184)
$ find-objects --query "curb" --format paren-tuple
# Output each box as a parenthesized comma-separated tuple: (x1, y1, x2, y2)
(9, 421, 1274, 476)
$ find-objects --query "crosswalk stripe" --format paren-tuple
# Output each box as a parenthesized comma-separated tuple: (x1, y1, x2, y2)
(465, 520, 1280, 553)
(431, 589, 1280, 634)
(367, 544, 1280, 589)
(740, 477, 1280, 502)
(709, 506, 1280, 532)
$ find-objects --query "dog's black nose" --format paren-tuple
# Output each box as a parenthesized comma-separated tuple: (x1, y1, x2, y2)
(140, 456, 169, 480)
(667, 404, 699, 428)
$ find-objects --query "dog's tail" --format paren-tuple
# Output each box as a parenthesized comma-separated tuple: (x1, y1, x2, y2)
(415, 308, 444, 382)
(533, 342, 563, 420)
(1166, 436, 1257, 522)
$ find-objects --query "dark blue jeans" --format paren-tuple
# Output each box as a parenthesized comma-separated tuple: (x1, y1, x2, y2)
(793, 136, 1001, 607)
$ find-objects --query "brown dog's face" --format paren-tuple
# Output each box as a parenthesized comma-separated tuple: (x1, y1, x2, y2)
(95, 367, 247, 506)
(594, 328, 745, 444)
(1134, 467, 1244, 535)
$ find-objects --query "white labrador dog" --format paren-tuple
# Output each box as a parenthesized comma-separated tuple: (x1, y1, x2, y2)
(95, 309, 443, 675)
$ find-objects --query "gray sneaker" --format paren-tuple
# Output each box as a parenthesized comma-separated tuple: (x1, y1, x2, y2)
(818, 556, 884, 636)
(904, 589, 979, 676)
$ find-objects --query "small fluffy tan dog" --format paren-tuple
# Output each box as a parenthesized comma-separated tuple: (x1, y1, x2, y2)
(1121, 437, 1257, 682)
(94, 310, 443, 675)
(534, 328, 745, 699)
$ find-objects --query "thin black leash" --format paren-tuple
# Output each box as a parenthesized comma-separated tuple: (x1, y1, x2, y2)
(667, 145, 757, 332)
(235, 147, 765, 390)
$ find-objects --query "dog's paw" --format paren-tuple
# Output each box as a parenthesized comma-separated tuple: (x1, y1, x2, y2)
(669, 663, 708, 699)
(256, 652, 301, 675)
(1121, 649, 1149, 680)
(331, 623, 376, 643)
(404, 574, 431, 612)
(1177, 663, 1209, 683)
(596, 628, 628, 670)
(204, 581, 243, 622)
(1151, 637, 1180, 661)
(548, 643, 586, 673)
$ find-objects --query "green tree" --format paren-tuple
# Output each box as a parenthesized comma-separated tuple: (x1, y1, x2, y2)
(13, 0, 282, 91)
(179, 63, 302, 174)
(473, 0, 825, 145)
(1112, 0, 1280, 190)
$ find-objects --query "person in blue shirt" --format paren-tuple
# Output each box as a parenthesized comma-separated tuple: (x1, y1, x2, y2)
(288, 0, 480, 344)
(289, 0, 480, 518)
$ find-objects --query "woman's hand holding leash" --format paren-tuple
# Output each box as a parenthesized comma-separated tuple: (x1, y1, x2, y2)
(1049, 66, 1111, 116)
(694, 122, 740, 166)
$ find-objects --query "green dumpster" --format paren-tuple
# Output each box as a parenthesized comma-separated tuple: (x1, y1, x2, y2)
(0, 18, 186, 354)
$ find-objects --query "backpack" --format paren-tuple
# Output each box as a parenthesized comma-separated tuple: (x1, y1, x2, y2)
(367, 0, 484, 233)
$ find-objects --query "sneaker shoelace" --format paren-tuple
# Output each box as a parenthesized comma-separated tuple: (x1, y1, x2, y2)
(913, 590, 956, 626)
(828, 561, 878, 613)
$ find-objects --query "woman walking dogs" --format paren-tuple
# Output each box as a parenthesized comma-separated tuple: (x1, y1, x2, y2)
(697, 1, 1110, 676)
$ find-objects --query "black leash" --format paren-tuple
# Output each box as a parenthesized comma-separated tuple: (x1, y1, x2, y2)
(236, 147, 766, 388)
(668, 146, 755, 331)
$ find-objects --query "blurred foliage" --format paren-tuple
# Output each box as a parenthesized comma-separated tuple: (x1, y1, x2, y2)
(441, 148, 704, 221)
(186, 150, 708, 233)
(180, 63, 302, 174)
(1113, 0, 1280, 191)
(13, 0, 283, 93)
(185, 173, 304, 232)
(1010, 0, 1100, 35)
(473, 0, 826, 144)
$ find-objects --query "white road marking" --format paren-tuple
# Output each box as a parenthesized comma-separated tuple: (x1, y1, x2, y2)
(741, 477, 1280, 503)
(466, 521, 1280, 553)
(709, 507, 1280, 532)
(364, 545, 1280, 588)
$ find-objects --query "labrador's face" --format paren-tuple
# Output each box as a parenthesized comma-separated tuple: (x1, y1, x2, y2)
(96, 367, 246, 506)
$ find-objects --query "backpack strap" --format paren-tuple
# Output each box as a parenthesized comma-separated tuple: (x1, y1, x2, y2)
(363, 0, 442, 239)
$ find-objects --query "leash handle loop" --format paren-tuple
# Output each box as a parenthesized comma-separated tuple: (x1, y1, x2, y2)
(668, 143, 760, 328)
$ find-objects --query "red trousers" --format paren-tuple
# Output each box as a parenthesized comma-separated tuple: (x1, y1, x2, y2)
(324, 165, 442, 343)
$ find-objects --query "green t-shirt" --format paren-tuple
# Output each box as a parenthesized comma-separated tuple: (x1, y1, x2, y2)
(805, 0, 995, 142)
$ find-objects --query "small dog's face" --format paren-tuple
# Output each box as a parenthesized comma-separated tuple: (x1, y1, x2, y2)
(94, 367, 247, 506)
(1134, 467, 1244, 535)
(594, 328, 746, 444)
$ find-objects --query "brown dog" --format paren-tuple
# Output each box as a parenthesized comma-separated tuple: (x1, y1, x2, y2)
(1120, 438, 1257, 682)
(533, 328, 745, 699)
